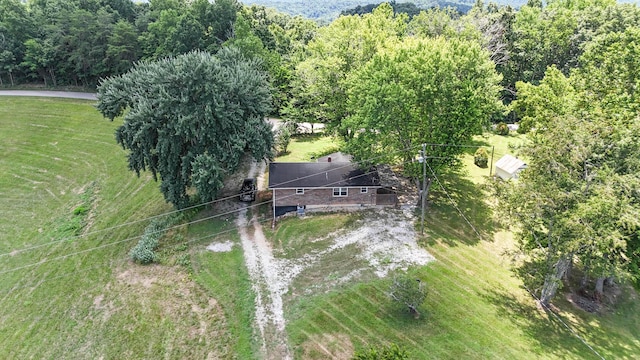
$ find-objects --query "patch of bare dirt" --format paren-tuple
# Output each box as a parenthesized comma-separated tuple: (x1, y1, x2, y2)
(564, 279, 628, 314)
(92, 264, 230, 358)
(235, 161, 433, 360)
(299, 333, 354, 360)
(566, 292, 601, 313)
(206, 240, 234, 252)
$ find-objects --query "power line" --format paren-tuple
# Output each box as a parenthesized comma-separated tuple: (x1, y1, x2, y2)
(424, 163, 606, 360)
(7, 140, 489, 258)
(1, 143, 423, 258)
(1, 142, 482, 278)
(0, 160, 404, 276)
(0, 215, 274, 301)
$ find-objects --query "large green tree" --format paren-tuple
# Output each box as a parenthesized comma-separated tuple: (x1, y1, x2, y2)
(342, 36, 502, 176)
(96, 48, 274, 208)
(288, 4, 407, 137)
(505, 60, 640, 305)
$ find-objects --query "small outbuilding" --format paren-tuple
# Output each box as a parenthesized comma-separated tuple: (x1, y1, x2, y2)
(494, 154, 527, 180)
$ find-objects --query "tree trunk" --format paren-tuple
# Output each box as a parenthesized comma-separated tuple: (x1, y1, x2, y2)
(540, 256, 571, 307)
(565, 256, 573, 279)
(595, 277, 605, 301)
(580, 271, 589, 290)
(409, 305, 420, 319)
(604, 277, 615, 286)
(48, 68, 56, 87)
(9, 71, 14, 86)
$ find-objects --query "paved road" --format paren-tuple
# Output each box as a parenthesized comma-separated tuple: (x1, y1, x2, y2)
(0, 90, 97, 100)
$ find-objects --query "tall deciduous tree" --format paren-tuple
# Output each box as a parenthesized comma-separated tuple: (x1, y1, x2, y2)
(96, 48, 274, 208)
(288, 4, 407, 137)
(106, 19, 140, 75)
(343, 36, 502, 176)
(504, 62, 640, 305)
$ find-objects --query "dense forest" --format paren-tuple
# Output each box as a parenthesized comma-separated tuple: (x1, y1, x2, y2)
(3, 0, 640, 303)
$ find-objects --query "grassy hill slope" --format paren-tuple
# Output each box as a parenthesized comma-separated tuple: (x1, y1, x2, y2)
(272, 133, 640, 359)
(0, 97, 241, 359)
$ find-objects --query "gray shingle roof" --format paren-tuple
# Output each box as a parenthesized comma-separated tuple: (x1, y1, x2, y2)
(268, 162, 380, 189)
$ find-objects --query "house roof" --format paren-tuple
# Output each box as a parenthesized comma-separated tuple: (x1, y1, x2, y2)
(268, 162, 380, 189)
(495, 154, 527, 175)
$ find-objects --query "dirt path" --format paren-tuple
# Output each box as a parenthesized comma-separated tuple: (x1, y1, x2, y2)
(235, 161, 433, 360)
(237, 161, 292, 360)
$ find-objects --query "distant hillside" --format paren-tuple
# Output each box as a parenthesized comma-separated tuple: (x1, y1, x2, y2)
(341, 1, 472, 16)
(241, 0, 510, 20)
(241, 0, 478, 20)
(242, 0, 639, 20)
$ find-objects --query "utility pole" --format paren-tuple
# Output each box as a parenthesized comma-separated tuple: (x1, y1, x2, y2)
(420, 143, 426, 235)
(489, 145, 495, 176)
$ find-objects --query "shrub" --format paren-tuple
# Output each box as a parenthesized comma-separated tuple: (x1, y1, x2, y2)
(130, 213, 184, 264)
(73, 205, 89, 216)
(389, 274, 427, 318)
(474, 147, 489, 168)
(308, 145, 341, 160)
(352, 344, 409, 360)
(282, 120, 299, 135)
(495, 122, 509, 135)
(517, 121, 529, 134)
(276, 127, 291, 155)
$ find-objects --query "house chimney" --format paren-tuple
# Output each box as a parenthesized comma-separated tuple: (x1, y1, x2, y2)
(328, 157, 332, 162)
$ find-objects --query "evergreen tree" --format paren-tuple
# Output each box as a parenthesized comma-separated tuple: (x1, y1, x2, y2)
(96, 48, 274, 208)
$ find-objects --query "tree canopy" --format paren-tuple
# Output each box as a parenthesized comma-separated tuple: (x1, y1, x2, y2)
(343, 36, 503, 174)
(96, 48, 274, 208)
(503, 28, 640, 303)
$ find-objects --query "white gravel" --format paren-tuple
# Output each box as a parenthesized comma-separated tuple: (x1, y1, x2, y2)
(205, 240, 234, 252)
(237, 161, 434, 360)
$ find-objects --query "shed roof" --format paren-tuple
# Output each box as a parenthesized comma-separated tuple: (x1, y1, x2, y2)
(268, 162, 380, 189)
(495, 154, 526, 175)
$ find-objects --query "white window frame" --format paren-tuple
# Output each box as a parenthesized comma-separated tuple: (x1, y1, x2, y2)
(296, 188, 304, 195)
(360, 187, 368, 194)
(333, 187, 348, 197)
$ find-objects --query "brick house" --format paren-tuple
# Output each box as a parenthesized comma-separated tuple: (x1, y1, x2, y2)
(268, 160, 394, 216)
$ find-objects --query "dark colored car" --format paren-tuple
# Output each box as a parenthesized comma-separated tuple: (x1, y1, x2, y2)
(239, 178, 256, 202)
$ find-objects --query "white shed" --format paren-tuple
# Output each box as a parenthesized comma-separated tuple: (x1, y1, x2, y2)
(495, 154, 526, 180)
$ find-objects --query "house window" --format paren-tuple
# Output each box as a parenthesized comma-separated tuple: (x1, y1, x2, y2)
(360, 187, 368, 194)
(296, 189, 304, 195)
(333, 187, 348, 197)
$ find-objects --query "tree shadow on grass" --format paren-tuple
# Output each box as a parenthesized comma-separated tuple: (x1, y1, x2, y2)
(483, 288, 640, 359)
(421, 168, 501, 247)
(462, 136, 492, 156)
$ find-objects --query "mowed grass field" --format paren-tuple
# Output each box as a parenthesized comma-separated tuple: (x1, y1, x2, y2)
(3, 98, 638, 359)
(0, 97, 247, 359)
(275, 132, 640, 359)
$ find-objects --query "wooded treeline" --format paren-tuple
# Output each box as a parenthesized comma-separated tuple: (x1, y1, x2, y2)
(0, 0, 317, 94)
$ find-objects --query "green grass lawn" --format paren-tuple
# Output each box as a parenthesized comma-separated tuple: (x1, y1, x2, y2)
(189, 217, 258, 359)
(270, 131, 640, 359)
(276, 133, 339, 162)
(4, 100, 637, 359)
(0, 97, 236, 359)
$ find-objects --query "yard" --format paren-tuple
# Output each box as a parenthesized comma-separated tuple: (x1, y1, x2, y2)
(195, 130, 639, 359)
(2, 97, 637, 359)
(263, 131, 639, 358)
